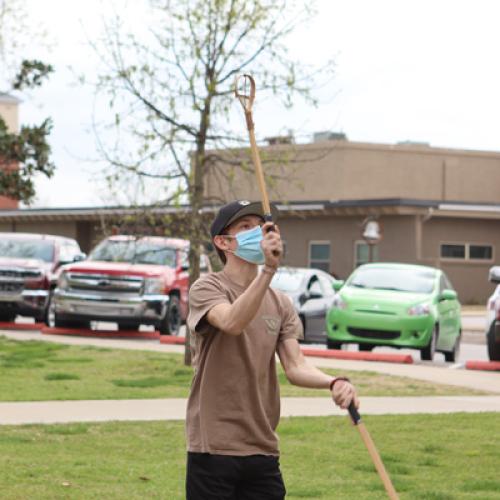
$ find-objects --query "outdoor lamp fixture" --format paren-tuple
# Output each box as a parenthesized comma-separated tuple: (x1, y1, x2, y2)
(362, 217, 382, 263)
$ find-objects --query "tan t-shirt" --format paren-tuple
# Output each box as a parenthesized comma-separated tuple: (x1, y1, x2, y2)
(186, 270, 303, 457)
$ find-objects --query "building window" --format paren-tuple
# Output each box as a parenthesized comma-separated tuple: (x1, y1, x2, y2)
(469, 245, 492, 260)
(309, 241, 330, 273)
(441, 244, 466, 259)
(355, 241, 379, 267)
(440, 243, 493, 261)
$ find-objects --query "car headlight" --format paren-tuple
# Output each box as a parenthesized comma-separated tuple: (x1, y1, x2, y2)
(408, 303, 431, 316)
(143, 277, 164, 295)
(58, 272, 69, 290)
(331, 294, 347, 310)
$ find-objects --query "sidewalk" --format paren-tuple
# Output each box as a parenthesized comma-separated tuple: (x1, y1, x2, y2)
(1, 396, 499, 425)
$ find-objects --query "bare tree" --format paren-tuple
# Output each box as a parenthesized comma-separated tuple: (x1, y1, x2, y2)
(88, 0, 334, 363)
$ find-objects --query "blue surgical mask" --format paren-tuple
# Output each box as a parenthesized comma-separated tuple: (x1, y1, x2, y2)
(228, 225, 265, 264)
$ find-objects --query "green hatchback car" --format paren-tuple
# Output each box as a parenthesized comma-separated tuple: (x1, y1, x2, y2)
(326, 263, 462, 361)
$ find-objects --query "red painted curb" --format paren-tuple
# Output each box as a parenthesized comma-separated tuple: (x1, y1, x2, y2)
(301, 348, 414, 364)
(41, 327, 160, 340)
(0, 322, 45, 330)
(159, 336, 186, 345)
(465, 360, 500, 371)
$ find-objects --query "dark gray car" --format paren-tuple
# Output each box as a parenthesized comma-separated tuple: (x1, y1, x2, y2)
(271, 266, 336, 344)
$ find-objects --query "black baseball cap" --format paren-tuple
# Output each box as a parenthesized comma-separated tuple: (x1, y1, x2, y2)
(210, 200, 279, 238)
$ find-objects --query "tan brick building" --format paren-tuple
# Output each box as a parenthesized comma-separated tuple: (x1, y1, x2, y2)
(0, 118, 498, 303)
(0, 93, 20, 209)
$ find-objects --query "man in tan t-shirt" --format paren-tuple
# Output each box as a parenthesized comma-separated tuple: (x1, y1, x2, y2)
(186, 200, 359, 500)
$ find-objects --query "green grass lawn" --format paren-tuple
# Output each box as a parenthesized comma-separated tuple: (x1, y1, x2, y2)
(0, 336, 489, 401)
(0, 413, 498, 499)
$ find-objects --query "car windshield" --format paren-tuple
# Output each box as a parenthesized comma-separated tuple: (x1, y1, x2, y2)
(348, 267, 436, 294)
(271, 269, 304, 292)
(0, 238, 55, 263)
(89, 240, 177, 267)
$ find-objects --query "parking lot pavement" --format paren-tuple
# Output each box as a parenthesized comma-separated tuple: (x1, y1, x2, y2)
(1, 395, 499, 425)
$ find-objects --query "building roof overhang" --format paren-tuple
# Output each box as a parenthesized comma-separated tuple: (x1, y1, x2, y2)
(1, 198, 500, 223)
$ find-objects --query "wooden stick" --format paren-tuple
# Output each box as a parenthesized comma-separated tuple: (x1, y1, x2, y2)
(348, 403, 399, 500)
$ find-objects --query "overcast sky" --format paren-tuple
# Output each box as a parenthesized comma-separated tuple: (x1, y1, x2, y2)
(14, 0, 500, 208)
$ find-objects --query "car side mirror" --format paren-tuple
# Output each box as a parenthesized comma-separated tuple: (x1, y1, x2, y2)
(299, 292, 309, 305)
(73, 253, 86, 262)
(332, 280, 345, 292)
(181, 264, 189, 271)
(489, 266, 500, 283)
(439, 289, 457, 301)
(308, 291, 323, 300)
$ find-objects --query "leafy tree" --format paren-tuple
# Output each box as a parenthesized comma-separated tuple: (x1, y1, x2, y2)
(90, 0, 333, 363)
(0, 0, 54, 204)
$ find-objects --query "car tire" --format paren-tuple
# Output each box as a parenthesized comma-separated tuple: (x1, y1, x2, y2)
(487, 323, 500, 361)
(421, 326, 437, 361)
(327, 338, 342, 350)
(45, 291, 55, 327)
(117, 322, 141, 331)
(158, 295, 181, 336)
(358, 343, 373, 352)
(444, 331, 461, 363)
(299, 315, 306, 343)
(0, 312, 16, 322)
(53, 314, 90, 330)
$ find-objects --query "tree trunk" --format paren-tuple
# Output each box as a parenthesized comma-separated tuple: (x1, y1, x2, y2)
(184, 98, 211, 366)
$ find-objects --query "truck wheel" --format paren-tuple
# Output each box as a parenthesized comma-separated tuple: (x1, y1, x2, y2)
(53, 314, 90, 330)
(45, 292, 55, 327)
(118, 322, 141, 331)
(444, 331, 461, 363)
(487, 323, 500, 361)
(0, 312, 16, 322)
(158, 295, 181, 336)
(327, 338, 342, 350)
(421, 326, 437, 361)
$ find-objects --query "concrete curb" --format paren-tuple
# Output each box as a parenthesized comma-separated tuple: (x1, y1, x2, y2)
(41, 327, 160, 340)
(465, 360, 500, 371)
(301, 348, 413, 364)
(0, 322, 44, 330)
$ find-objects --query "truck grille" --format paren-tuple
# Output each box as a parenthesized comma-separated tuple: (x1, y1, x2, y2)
(0, 282, 23, 293)
(0, 267, 42, 280)
(66, 273, 144, 294)
(348, 327, 401, 340)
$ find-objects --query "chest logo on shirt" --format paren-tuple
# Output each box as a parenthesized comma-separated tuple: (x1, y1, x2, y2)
(262, 315, 280, 336)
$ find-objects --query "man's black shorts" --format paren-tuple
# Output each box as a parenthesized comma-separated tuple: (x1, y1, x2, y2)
(186, 452, 286, 500)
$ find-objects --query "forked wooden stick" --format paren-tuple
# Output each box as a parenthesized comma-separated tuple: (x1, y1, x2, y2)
(234, 74, 273, 223)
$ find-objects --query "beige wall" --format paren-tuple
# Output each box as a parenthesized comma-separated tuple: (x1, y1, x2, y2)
(0, 99, 19, 132)
(0, 220, 101, 253)
(205, 141, 500, 205)
(419, 217, 500, 303)
(279, 214, 417, 278)
(0, 98, 20, 209)
(1, 211, 498, 303)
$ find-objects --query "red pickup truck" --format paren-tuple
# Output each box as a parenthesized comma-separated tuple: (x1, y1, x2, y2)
(0, 232, 85, 324)
(53, 235, 206, 335)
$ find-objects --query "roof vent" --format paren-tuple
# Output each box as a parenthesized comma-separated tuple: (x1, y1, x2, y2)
(313, 131, 347, 143)
(396, 140, 430, 147)
(265, 134, 294, 146)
